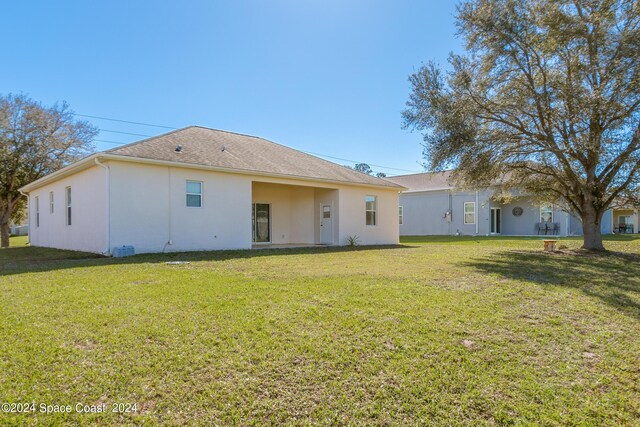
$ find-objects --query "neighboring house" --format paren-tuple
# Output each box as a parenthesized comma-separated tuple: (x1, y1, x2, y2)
(20, 126, 404, 254)
(10, 224, 29, 236)
(386, 171, 638, 237)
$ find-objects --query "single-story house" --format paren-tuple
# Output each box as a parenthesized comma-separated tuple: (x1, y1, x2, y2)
(386, 171, 638, 237)
(20, 126, 404, 254)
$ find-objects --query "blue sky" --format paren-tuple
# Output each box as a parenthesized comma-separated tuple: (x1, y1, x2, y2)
(2, 1, 462, 176)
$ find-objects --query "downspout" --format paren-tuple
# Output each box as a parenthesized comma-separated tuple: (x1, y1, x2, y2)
(475, 191, 479, 235)
(448, 190, 452, 236)
(94, 158, 111, 255)
(18, 189, 30, 245)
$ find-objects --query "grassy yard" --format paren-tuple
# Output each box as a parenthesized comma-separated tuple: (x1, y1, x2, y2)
(1, 235, 639, 426)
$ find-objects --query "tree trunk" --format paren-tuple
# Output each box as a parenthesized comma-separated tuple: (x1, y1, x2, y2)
(581, 204, 605, 251)
(0, 221, 10, 248)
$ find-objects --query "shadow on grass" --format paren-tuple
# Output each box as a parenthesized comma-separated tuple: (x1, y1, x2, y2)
(0, 244, 416, 277)
(461, 250, 640, 319)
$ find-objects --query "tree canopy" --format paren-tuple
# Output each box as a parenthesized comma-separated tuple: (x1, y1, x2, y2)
(403, 0, 640, 250)
(0, 93, 97, 247)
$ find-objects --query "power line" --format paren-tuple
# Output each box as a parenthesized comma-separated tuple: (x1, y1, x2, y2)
(76, 113, 178, 130)
(99, 129, 153, 137)
(300, 151, 421, 173)
(82, 113, 422, 174)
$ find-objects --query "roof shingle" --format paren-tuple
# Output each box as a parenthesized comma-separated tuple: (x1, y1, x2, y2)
(106, 126, 402, 188)
(385, 171, 454, 191)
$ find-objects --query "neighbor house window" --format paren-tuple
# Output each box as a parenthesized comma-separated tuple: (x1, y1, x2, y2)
(365, 195, 377, 226)
(540, 203, 553, 223)
(464, 202, 476, 224)
(65, 187, 72, 226)
(49, 191, 54, 214)
(186, 181, 202, 207)
(35, 196, 40, 227)
(399, 206, 403, 225)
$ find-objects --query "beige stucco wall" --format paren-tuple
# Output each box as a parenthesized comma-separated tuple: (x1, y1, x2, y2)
(252, 182, 316, 244)
(28, 165, 107, 253)
(613, 209, 638, 231)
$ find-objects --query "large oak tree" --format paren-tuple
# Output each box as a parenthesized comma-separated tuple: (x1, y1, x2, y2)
(403, 0, 640, 251)
(0, 94, 97, 247)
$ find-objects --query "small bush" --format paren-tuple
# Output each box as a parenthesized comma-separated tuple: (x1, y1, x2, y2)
(346, 235, 360, 247)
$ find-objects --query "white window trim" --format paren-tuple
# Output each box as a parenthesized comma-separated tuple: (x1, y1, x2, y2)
(186, 180, 203, 208)
(65, 186, 72, 226)
(49, 191, 54, 214)
(35, 196, 40, 228)
(399, 206, 403, 225)
(540, 203, 554, 223)
(464, 202, 476, 225)
(365, 195, 377, 226)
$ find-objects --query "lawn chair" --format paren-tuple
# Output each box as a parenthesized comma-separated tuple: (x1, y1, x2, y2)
(626, 224, 634, 234)
(552, 222, 560, 235)
(536, 222, 544, 235)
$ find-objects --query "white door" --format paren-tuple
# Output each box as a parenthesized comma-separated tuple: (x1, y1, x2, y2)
(320, 204, 333, 244)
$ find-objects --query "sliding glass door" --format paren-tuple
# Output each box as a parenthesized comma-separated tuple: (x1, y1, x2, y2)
(252, 203, 271, 243)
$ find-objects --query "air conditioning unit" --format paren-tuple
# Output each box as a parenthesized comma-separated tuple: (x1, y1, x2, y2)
(112, 245, 135, 257)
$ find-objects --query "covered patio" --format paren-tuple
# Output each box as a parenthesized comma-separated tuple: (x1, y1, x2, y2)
(612, 208, 638, 234)
(251, 181, 339, 247)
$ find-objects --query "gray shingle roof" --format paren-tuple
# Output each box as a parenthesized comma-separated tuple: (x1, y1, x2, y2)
(384, 171, 454, 191)
(106, 126, 402, 188)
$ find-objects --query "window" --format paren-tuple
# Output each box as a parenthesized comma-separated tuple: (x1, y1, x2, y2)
(365, 195, 377, 226)
(540, 203, 553, 223)
(65, 187, 72, 226)
(399, 206, 403, 225)
(186, 181, 202, 207)
(49, 191, 54, 214)
(35, 196, 40, 227)
(464, 202, 476, 224)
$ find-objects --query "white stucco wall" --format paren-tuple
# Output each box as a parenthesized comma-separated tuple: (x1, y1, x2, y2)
(26, 159, 400, 254)
(337, 186, 400, 246)
(28, 165, 107, 253)
(108, 161, 252, 253)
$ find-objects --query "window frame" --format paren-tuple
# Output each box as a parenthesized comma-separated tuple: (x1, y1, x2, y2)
(49, 191, 54, 214)
(540, 203, 554, 223)
(399, 205, 403, 225)
(186, 180, 203, 208)
(35, 196, 40, 228)
(65, 186, 72, 226)
(365, 195, 377, 226)
(464, 202, 476, 225)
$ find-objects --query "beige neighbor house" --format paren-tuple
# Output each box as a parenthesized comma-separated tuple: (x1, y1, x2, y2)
(20, 126, 404, 255)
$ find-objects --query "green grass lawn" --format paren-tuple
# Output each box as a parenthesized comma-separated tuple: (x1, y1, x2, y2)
(1, 235, 639, 426)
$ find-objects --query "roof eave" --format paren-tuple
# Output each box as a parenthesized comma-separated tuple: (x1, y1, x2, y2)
(20, 153, 405, 192)
(19, 153, 102, 193)
(107, 154, 405, 190)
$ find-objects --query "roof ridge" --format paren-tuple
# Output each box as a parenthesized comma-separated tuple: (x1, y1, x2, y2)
(104, 126, 196, 153)
(189, 125, 271, 141)
(390, 169, 453, 178)
(192, 126, 389, 184)
(105, 125, 402, 188)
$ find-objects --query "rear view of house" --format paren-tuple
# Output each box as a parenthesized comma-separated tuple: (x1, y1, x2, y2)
(386, 171, 637, 237)
(20, 126, 403, 254)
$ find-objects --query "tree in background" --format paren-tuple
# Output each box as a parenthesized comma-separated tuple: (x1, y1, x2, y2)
(353, 163, 388, 178)
(0, 94, 97, 247)
(354, 163, 373, 175)
(403, 0, 639, 251)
